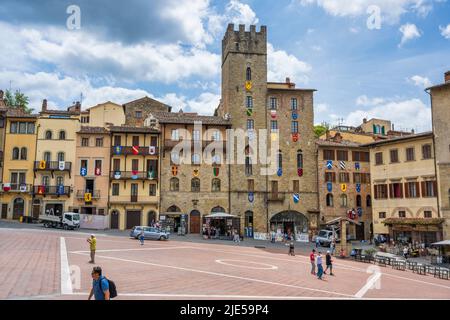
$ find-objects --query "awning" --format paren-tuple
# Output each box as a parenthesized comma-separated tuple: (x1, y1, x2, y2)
(383, 218, 445, 226)
(431, 240, 450, 246)
(325, 217, 361, 226)
(204, 212, 238, 219)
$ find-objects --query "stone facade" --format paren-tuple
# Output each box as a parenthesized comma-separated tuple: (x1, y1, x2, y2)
(317, 136, 372, 240)
(366, 133, 441, 244)
(216, 24, 319, 239)
(428, 73, 450, 239)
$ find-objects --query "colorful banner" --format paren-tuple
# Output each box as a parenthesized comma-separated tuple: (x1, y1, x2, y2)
(277, 168, 282, 177)
(213, 167, 219, 176)
(80, 167, 87, 177)
(293, 193, 300, 203)
(95, 167, 101, 176)
(341, 183, 347, 192)
(84, 192, 92, 202)
(113, 146, 122, 155)
(114, 171, 121, 179)
(172, 166, 178, 176)
(3, 183, 11, 192)
(327, 182, 332, 192)
(58, 161, 65, 171)
(297, 168, 303, 177)
(149, 146, 156, 155)
(131, 170, 138, 179)
(132, 146, 139, 155)
(39, 160, 46, 169)
(248, 192, 254, 203)
(326, 160, 333, 169)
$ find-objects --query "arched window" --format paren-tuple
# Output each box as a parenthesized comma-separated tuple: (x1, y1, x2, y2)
(356, 195, 362, 207)
(12, 147, 19, 160)
(42, 176, 50, 186)
(211, 206, 225, 213)
(170, 177, 179, 192)
(59, 130, 66, 140)
(191, 178, 200, 192)
(20, 147, 27, 160)
(340, 194, 348, 207)
(45, 130, 52, 140)
(167, 205, 181, 212)
(246, 67, 251, 81)
(44, 152, 51, 162)
(56, 176, 64, 186)
(57, 152, 65, 162)
(277, 150, 282, 170)
(245, 156, 252, 176)
(297, 149, 303, 168)
(326, 193, 334, 207)
(212, 178, 221, 192)
(366, 195, 372, 207)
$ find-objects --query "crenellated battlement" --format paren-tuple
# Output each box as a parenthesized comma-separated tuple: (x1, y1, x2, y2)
(222, 23, 267, 64)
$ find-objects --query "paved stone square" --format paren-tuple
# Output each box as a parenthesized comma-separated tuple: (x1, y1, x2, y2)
(0, 226, 449, 300)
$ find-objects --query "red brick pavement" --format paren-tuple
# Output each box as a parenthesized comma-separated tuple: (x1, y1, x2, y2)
(1, 228, 449, 300)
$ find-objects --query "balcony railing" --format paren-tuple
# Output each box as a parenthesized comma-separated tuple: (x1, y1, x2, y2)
(164, 139, 227, 151)
(109, 171, 158, 180)
(267, 193, 286, 201)
(0, 183, 32, 193)
(111, 146, 159, 156)
(34, 161, 72, 171)
(76, 190, 100, 199)
(32, 185, 71, 196)
(109, 195, 158, 204)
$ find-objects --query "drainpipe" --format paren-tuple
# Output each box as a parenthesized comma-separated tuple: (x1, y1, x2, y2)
(107, 129, 112, 228)
(32, 122, 40, 218)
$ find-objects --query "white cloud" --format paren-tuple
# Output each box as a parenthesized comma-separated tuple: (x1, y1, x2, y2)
(0, 23, 221, 84)
(356, 95, 385, 106)
(267, 43, 312, 84)
(298, 0, 437, 24)
(349, 27, 360, 33)
(0, 71, 220, 115)
(346, 97, 431, 131)
(440, 24, 450, 39)
(316, 103, 329, 112)
(408, 75, 432, 88)
(226, 0, 259, 25)
(399, 23, 421, 47)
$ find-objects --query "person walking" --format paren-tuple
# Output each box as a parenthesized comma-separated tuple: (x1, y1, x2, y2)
(330, 238, 336, 256)
(310, 249, 316, 275)
(288, 240, 295, 256)
(315, 236, 320, 248)
(403, 246, 409, 259)
(316, 252, 324, 280)
(87, 234, 97, 264)
(139, 230, 145, 246)
(324, 251, 334, 276)
(88, 266, 110, 300)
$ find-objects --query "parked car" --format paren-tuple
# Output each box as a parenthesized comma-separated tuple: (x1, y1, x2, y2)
(313, 229, 337, 246)
(130, 226, 170, 240)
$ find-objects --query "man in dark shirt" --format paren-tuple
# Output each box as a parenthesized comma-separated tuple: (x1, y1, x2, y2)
(324, 251, 334, 276)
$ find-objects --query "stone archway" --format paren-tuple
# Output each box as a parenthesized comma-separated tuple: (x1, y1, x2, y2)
(270, 210, 309, 240)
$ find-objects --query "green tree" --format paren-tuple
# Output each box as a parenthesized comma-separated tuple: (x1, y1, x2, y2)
(4, 89, 33, 114)
(314, 124, 328, 138)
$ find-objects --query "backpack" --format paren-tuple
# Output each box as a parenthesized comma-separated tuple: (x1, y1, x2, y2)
(100, 277, 118, 299)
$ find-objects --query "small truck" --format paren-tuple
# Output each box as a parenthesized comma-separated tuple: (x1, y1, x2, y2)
(39, 212, 80, 230)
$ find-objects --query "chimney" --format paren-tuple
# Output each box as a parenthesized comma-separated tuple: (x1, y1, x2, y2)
(286, 77, 290, 84)
(392, 124, 395, 131)
(42, 99, 47, 111)
(75, 101, 81, 111)
(363, 118, 367, 124)
(445, 71, 450, 83)
(0, 90, 3, 100)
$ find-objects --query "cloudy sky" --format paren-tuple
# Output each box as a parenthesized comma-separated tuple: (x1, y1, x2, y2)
(0, 0, 449, 132)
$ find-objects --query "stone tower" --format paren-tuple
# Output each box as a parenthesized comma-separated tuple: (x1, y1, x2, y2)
(219, 24, 269, 234)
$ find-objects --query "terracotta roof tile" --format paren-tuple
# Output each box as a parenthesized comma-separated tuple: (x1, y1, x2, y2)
(150, 111, 230, 125)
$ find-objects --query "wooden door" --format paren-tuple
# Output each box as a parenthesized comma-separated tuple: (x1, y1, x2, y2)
(110, 211, 119, 229)
(189, 210, 200, 234)
(1, 204, 7, 219)
(126, 211, 141, 229)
